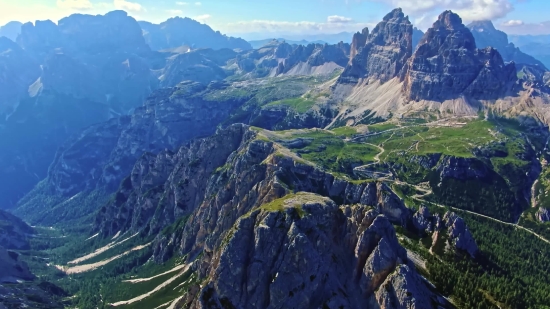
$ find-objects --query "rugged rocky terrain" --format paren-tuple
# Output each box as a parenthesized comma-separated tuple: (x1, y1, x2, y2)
(88, 125, 458, 308)
(402, 11, 517, 101)
(5, 6, 550, 309)
(339, 9, 412, 84)
(231, 40, 350, 78)
(0, 11, 354, 210)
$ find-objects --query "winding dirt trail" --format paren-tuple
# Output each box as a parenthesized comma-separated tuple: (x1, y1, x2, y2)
(415, 198, 550, 245)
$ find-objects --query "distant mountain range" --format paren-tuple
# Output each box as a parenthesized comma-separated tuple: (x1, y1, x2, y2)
(249, 38, 328, 49)
(0, 21, 22, 41)
(509, 34, 550, 69)
(138, 17, 252, 51)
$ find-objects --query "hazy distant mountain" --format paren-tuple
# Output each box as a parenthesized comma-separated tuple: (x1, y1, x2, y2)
(0, 11, 158, 210)
(249, 38, 328, 49)
(0, 21, 22, 41)
(412, 27, 424, 50)
(139, 17, 252, 51)
(241, 32, 353, 44)
(468, 20, 546, 69)
(509, 34, 550, 69)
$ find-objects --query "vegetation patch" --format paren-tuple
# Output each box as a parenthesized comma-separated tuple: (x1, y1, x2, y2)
(265, 97, 316, 113)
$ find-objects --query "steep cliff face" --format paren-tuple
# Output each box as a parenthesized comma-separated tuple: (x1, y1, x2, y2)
(339, 8, 413, 84)
(46, 81, 250, 197)
(184, 197, 443, 309)
(468, 20, 547, 69)
(89, 125, 450, 308)
(402, 11, 517, 101)
(0, 37, 40, 116)
(349, 28, 369, 61)
(413, 207, 478, 257)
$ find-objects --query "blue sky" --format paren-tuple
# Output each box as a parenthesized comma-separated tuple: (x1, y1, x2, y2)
(0, 0, 549, 38)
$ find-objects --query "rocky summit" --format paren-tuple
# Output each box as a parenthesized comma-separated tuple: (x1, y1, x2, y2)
(3, 5, 550, 309)
(339, 8, 413, 84)
(402, 11, 517, 101)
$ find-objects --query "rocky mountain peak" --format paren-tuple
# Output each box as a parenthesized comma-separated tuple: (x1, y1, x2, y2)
(369, 8, 411, 47)
(349, 27, 369, 60)
(419, 10, 476, 53)
(402, 10, 516, 101)
(339, 8, 412, 84)
(468, 20, 497, 32)
(383, 7, 405, 21)
(0, 21, 22, 41)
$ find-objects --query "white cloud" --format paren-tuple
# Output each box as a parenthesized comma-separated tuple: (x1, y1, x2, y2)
(327, 15, 353, 23)
(224, 19, 373, 36)
(195, 14, 211, 22)
(368, 0, 514, 22)
(167, 9, 183, 15)
(501, 19, 524, 26)
(497, 20, 550, 35)
(56, 0, 93, 10)
(176, 1, 189, 5)
(113, 0, 143, 13)
(195, 2, 202, 6)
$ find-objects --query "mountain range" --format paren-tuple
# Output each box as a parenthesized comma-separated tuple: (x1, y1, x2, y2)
(1, 7, 550, 309)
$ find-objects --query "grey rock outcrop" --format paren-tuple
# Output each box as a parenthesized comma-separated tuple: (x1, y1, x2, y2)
(436, 155, 489, 180)
(432, 212, 478, 258)
(402, 11, 517, 101)
(412, 206, 434, 235)
(349, 27, 369, 61)
(339, 8, 413, 84)
(182, 195, 445, 308)
(536, 207, 550, 222)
